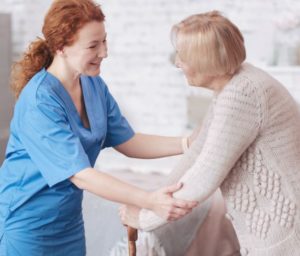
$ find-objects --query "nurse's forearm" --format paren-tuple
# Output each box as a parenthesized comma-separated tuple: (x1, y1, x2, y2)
(70, 167, 151, 208)
(115, 133, 184, 159)
(70, 168, 199, 221)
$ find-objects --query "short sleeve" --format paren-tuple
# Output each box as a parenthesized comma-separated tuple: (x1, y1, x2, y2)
(18, 98, 91, 187)
(101, 82, 135, 148)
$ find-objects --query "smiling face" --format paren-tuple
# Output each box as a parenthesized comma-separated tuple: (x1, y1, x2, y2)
(61, 21, 107, 77)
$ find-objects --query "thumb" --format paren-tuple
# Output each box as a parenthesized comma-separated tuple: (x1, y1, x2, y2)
(162, 182, 183, 194)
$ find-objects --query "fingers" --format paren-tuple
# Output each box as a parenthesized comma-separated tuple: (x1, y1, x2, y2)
(162, 182, 183, 194)
(118, 204, 141, 229)
(173, 199, 198, 209)
(166, 207, 193, 221)
(163, 199, 198, 221)
(119, 207, 132, 226)
(160, 199, 198, 221)
(118, 205, 127, 224)
(150, 184, 198, 221)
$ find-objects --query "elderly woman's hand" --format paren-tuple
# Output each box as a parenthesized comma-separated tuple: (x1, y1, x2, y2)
(119, 204, 141, 228)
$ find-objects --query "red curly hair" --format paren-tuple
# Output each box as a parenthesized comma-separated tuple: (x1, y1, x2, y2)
(11, 0, 105, 98)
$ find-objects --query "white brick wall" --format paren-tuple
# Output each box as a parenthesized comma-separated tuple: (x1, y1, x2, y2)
(1, 0, 300, 173)
(0, 0, 50, 59)
(2, 2, 300, 255)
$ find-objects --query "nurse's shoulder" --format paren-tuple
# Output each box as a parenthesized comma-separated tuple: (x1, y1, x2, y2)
(16, 68, 62, 112)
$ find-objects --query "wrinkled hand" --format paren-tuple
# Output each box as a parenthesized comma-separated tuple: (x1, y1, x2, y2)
(148, 182, 198, 221)
(119, 204, 141, 228)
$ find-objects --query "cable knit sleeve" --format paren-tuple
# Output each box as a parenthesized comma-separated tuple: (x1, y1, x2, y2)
(139, 79, 264, 231)
(163, 104, 214, 186)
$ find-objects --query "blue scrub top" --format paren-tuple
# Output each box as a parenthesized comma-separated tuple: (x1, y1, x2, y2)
(0, 69, 134, 255)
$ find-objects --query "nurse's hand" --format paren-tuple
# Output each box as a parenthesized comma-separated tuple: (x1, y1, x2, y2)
(147, 182, 198, 221)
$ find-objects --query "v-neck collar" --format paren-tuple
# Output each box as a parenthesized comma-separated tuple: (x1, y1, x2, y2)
(44, 69, 93, 133)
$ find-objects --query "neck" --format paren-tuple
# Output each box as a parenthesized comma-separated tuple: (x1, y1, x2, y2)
(207, 74, 233, 93)
(47, 56, 80, 90)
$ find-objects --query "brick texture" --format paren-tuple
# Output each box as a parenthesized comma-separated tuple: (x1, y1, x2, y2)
(1, 0, 300, 173)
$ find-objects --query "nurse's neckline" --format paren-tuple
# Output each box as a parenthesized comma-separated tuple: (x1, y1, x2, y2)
(43, 68, 92, 131)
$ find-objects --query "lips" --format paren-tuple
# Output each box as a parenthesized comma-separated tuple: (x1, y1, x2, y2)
(90, 59, 101, 65)
(90, 62, 100, 65)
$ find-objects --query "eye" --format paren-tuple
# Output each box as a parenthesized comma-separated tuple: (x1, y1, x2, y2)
(89, 45, 97, 49)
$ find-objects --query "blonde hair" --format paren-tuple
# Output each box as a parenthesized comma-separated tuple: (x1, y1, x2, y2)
(171, 11, 246, 76)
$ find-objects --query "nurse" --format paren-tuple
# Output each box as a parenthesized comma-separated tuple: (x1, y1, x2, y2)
(0, 0, 198, 255)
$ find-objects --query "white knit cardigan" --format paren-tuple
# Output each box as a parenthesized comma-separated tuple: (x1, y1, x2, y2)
(139, 63, 300, 256)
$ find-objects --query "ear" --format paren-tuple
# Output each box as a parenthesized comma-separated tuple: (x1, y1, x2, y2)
(56, 48, 66, 57)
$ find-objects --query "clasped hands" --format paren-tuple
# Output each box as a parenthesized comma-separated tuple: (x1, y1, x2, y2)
(119, 182, 198, 229)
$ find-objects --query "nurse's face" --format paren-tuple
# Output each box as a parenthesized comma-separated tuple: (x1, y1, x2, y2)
(62, 21, 107, 76)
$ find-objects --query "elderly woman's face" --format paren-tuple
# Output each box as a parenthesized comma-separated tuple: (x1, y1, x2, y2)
(175, 47, 213, 88)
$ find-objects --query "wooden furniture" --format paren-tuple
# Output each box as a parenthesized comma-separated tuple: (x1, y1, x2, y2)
(127, 226, 138, 256)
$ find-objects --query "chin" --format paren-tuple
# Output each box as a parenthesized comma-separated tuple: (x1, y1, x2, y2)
(186, 79, 198, 87)
(85, 68, 101, 77)
(188, 82, 206, 88)
(91, 70, 101, 76)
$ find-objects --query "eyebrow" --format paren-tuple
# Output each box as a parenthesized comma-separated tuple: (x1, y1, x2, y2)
(88, 33, 107, 44)
(88, 40, 99, 45)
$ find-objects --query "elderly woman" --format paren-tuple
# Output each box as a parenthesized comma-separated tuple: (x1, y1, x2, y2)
(120, 11, 300, 255)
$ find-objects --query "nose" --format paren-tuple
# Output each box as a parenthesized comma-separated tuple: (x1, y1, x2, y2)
(174, 54, 181, 68)
(98, 44, 108, 59)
